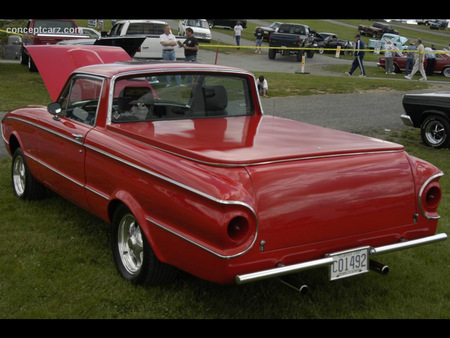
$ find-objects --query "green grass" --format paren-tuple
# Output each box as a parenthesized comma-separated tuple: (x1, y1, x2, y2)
(1, 128, 448, 319)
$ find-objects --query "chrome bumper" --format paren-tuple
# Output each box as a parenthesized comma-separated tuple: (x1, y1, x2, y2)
(400, 114, 414, 127)
(235, 233, 447, 284)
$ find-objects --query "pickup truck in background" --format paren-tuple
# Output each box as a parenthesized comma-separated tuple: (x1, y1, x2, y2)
(268, 23, 316, 61)
(21, 19, 90, 71)
(104, 20, 185, 60)
(358, 22, 399, 38)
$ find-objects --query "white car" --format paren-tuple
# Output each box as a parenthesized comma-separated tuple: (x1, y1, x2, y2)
(178, 19, 211, 42)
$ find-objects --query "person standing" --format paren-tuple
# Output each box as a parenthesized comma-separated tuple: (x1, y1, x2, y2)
(405, 39, 427, 81)
(345, 35, 366, 77)
(233, 21, 243, 49)
(160, 24, 181, 86)
(178, 27, 199, 62)
(384, 39, 395, 74)
(254, 27, 264, 54)
(405, 41, 416, 76)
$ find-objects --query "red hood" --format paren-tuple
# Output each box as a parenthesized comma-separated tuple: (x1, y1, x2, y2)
(26, 45, 132, 101)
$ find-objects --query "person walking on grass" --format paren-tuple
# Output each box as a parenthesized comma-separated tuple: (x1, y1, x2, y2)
(405, 38, 427, 82)
(345, 35, 366, 77)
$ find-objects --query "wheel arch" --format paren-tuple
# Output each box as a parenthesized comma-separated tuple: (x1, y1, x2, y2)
(419, 109, 449, 126)
(107, 191, 166, 262)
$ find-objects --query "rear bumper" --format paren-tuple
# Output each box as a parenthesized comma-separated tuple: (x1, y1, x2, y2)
(235, 233, 447, 284)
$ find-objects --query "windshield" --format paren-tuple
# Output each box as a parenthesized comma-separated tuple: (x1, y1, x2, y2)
(186, 20, 209, 29)
(111, 72, 253, 123)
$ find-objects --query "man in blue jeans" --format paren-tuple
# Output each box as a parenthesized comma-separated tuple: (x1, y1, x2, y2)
(160, 24, 181, 86)
(345, 35, 366, 77)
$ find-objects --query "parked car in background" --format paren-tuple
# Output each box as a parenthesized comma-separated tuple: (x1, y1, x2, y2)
(254, 22, 282, 41)
(430, 20, 448, 30)
(104, 20, 184, 60)
(368, 33, 408, 51)
(378, 52, 450, 77)
(20, 19, 90, 71)
(2, 44, 446, 289)
(178, 19, 211, 42)
(79, 27, 101, 39)
(402, 91, 450, 148)
(268, 23, 316, 60)
(358, 22, 399, 38)
(314, 32, 353, 55)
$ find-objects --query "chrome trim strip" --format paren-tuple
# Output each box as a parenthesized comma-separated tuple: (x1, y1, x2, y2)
(85, 185, 110, 200)
(4, 116, 83, 146)
(146, 216, 255, 259)
(85, 143, 259, 258)
(26, 151, 110, 200)
(25, 152, 84, 188)
(419, 172, 444, 220)
(1, 121, 9, 145)
(236, 233, 448, 284)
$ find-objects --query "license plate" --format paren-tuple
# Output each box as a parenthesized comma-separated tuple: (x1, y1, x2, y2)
(328, 247, 369, 281)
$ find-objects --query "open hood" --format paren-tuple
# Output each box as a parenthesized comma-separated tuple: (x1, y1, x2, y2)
(26, 45, 132, 101)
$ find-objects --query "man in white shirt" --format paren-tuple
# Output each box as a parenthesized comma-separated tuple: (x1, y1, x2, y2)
(160, 24, 178, 60)
(233, 22, 243, 49)
(160, 24, 181, 86)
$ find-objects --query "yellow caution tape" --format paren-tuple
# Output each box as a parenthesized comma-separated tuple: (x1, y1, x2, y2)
(0, 29, 23, 36)
(200, 43, 449, 54)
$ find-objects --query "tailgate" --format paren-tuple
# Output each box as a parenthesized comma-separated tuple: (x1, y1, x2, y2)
(247, 151, 416, 252)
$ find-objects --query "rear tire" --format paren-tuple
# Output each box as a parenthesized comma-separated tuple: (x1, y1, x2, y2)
(111, 204, 178, 286)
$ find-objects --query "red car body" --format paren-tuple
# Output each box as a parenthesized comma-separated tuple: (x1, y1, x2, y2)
(378, 52, 450, 77)
(1, 45, 446, 287)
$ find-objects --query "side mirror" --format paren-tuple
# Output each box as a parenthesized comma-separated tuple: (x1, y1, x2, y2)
(47, 102, 62, 120)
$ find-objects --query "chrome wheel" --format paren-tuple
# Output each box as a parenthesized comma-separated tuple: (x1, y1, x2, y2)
(423, 120, 446, 146)
(13, 155, 26, 197)
(117, 213, 144, 275)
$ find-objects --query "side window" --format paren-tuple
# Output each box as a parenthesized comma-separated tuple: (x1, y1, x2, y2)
(59, 76, 103, 126)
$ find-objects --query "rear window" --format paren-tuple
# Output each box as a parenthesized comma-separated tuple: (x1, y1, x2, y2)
(111, 72, 254, 123)
(278, 24, 308, 35)
(32, 20, 77, 31)
(126, 23, 165, 35)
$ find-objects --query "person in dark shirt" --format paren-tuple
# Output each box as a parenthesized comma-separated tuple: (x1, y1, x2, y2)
(345, 34, 366, 77)
(254, 27, 264, 54)
(178, 28, 199, 62)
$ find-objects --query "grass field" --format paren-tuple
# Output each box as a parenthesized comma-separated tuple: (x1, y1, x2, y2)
(1, 19, 449, 319)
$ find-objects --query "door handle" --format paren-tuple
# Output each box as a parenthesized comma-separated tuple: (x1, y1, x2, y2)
(72, 133, 83, 142)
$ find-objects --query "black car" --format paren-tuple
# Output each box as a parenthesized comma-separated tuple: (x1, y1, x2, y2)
(401, 91, 450, 148)
(313, 32, 354, 55)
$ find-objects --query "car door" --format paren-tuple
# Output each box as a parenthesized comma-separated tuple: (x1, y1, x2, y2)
(38, 75, 104, 209)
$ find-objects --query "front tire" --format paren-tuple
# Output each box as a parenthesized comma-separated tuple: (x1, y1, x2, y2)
(12, 148, 46, 200)
(421, 115, 450, 148)
(111, 204, 177, 285)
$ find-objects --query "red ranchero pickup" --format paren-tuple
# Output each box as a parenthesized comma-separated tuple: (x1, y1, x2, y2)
(1, 45, 446, 290)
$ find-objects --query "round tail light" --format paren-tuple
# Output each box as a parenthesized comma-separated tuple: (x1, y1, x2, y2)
(420, 174, 443, 220)
(227, 217, 249, 242)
